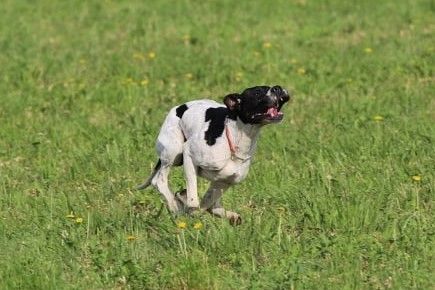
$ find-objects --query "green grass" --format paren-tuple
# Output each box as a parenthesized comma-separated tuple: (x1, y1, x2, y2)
(0, 0, 434, 289)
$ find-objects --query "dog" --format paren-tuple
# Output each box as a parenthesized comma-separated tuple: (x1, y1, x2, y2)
(137, 85, 291, 224)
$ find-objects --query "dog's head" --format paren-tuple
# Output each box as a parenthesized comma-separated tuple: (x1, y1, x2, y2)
(224, 85, 291, 125)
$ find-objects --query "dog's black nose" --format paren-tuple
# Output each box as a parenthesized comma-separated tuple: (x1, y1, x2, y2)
(271, 85, 290, 103)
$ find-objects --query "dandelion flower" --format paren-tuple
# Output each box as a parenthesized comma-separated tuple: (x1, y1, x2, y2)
(364, 47, 373, 53)
(373, 115, 384, 122)
(193, 222, 203, 230)
(412, 175, 421, 182)
(123, 78, 135, 86)
(127, 235, 137, 241)
(148, 51, 156, 59)
(140, 79, 149, 86)
(133, 53, 145, 61)
(176, 221, 187, 230)
(263, 42, 272, 48)
(235, 72, 243, 82)
(75, 217, 83, 224)
(297, 68, 306, 75)
(66, 212, 75, 219)
(183, 34, 191, 45)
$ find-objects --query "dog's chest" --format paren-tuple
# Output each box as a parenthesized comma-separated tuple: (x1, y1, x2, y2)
(199, 158, 251, 184)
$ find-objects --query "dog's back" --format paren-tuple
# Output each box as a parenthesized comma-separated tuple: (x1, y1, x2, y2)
(164, 100, 223, 141)
(156, 100, 226, 161)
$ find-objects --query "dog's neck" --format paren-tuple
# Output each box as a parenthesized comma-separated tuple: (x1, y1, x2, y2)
(225, 117, 262, 161)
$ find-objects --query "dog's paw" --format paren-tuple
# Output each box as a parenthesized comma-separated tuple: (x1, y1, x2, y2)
(208, 208, 242, 225)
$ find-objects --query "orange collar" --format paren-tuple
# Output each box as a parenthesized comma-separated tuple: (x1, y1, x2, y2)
(225, 124, 237, 155)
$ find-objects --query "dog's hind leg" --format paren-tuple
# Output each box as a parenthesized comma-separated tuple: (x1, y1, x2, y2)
(150, 161, 180, 213)
(183, 150, 200, 211)
(137, 107, 186, 213)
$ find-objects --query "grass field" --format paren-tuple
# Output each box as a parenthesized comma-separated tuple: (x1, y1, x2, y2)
(0, 0, 434, 289)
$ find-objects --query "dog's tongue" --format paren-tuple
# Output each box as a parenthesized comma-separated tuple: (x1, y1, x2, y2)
(267, 107, 279, 117)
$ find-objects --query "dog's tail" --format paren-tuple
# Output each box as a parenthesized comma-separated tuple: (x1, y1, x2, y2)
(135, 159, 161, 190)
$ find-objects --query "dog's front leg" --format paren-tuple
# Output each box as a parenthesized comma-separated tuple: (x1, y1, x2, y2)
(183, 150, 200, 211)
(201, 182, 242, 225)
(200, 182, 229, 210)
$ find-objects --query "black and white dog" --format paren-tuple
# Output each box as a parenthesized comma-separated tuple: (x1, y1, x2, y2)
(137, 85, 291, 224)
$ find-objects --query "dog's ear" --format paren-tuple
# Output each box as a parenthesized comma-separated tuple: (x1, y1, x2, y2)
(224, 93, 241, 111)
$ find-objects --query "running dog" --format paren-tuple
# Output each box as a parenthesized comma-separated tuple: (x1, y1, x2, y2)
(137, 85, 291, 224)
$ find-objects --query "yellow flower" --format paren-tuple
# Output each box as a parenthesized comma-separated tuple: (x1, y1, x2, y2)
(235, 72, 243, 82)
(148, 51, 156, 59)
(66, 212, 75, 219)
(263, 42, 272, 48)
(364, 47, 373, 53)
(193, 222, 203, 230)
(133, 52, 145, 61)
(185, 73, 193, 80)
(140, 78, 149, 86)
(182, 34, 191, 45)
(127, 235, 137, 241)
(297, 68, 306, 75)
(75, 217, 83, 224)
(373, 115, 384, 122)
(176, 221, 187, 229)
(412, 175, 421, 182)
(123, 78, 135, 85)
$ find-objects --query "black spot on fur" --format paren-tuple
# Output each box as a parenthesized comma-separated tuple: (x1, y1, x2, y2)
(204, 107, 230, 146)
(176, 104, 188, 118)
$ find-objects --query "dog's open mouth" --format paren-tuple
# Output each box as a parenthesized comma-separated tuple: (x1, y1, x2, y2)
(251, 106, 284, 123)
(265, 106, 283, 121)
(252, 107, 284, 123)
